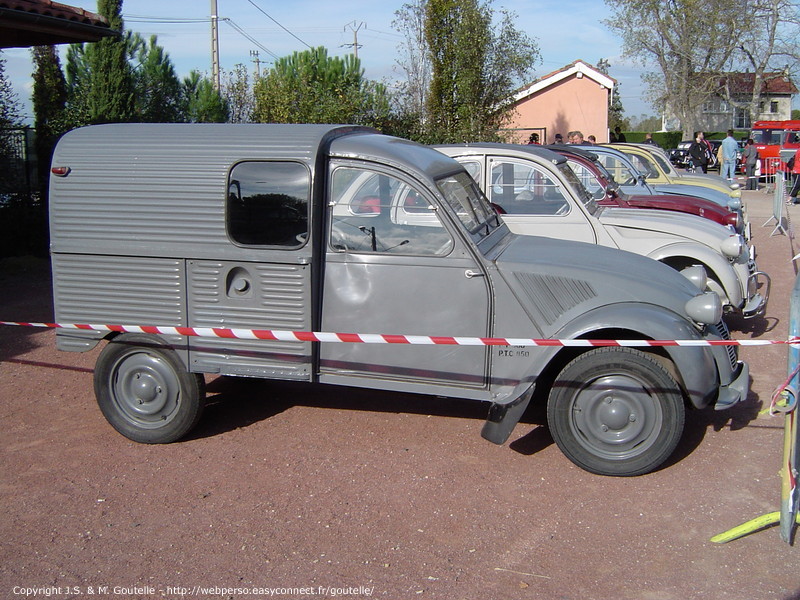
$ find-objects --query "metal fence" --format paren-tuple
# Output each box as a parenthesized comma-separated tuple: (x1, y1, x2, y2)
(0, 128, 47, 257)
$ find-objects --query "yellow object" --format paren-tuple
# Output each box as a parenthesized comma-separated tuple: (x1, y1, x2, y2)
(711, 512, 793, 543)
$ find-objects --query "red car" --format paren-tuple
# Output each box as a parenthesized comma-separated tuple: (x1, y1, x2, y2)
(553, 146, 742, 234)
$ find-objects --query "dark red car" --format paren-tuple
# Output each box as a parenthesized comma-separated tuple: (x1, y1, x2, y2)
(552, 146, 743, 234)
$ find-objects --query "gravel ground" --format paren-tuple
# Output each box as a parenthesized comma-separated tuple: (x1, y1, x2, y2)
(0, 186, 799, 600)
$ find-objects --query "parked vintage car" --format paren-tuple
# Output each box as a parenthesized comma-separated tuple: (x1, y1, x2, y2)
(587, 144, 742, 212)
(606, 142, 741, 201)
(49, 123, 751, 477)
(549, 145, 743, 234)
(435, 143, 767, 318)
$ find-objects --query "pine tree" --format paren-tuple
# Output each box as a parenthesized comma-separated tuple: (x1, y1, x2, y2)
(31, 45, 68, 192)
(86, 0, 134, 123)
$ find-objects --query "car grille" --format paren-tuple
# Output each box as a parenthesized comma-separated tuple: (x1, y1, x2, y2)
(708, 320, 738, 370)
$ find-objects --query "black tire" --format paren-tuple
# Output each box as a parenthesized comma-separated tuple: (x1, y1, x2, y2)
(93, 334, 205, 443)
(547, 348, 685, 477)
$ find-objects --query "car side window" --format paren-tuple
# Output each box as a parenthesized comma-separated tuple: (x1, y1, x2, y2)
(489, 160, 570, 216)
(329, 167, 454, 256)
(567, 160, 603, 198)
(227, 161, 309, 247)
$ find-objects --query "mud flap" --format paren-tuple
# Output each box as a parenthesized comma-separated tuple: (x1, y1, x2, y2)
(481, 385, 534, 445)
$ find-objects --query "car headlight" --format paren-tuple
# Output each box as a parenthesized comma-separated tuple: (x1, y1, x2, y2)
(727, 198, 742, 210)
(680, 264, 708, 291)
(729, 182, 741, 190)
(685, 292, 723, 325)
(720, 234, 744, 259)
(726, 211, 741, 231)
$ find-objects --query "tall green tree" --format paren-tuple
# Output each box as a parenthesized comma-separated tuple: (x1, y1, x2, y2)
(31, 45, 68, 192)
(85, 0, 135, 123)
(222, 63, 254, 123)
(597, 58, 629, 132)
(397, 0, 538, 143)
(253, 47, 391, 127)
(182, 71, 229, 123)
(129, 33, 183, 122)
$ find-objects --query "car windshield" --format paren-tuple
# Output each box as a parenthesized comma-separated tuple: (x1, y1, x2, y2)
(626, 152, 660, 179)
(436, 170, 500, 238)
(556, 161, 601, 213)
(565, 159, 606, 201)
(648, 149, 678, 176)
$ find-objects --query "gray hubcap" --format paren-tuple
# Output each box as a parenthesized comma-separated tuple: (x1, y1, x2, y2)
(569, 374, 662, 460)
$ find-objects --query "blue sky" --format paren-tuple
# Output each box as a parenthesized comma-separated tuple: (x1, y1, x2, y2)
(4, 0, 654, 122)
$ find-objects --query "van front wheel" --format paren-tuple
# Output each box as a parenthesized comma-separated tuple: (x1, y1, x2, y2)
(547, 348, 685, 477)
(94, 334, 205, 443)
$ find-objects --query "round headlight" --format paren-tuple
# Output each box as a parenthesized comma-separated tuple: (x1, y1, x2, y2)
(728, 198, 742, 211)
(685, 292, 723, 325)
(720, 234, 744, 259)
(729, 182, 741, 190)
(726, 211, 741, 231)
(680, 264, 708, 291)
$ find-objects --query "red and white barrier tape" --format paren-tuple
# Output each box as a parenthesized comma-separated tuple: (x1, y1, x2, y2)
(1, 320, 798, 348)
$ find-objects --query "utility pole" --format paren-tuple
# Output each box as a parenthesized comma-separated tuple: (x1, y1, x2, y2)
(210, 0, 221, 90)
(250, 50, 262, 80)
(342, 20, 365, 59)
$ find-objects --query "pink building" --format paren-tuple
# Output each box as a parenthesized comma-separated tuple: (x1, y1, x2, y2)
(503, 60, 616, 144)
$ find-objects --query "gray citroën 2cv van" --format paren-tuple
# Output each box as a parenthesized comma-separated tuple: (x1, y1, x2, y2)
(49, 124, 748, 476)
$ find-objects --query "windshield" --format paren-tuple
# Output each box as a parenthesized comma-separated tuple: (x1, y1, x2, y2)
(436, 170, 500, 237)
(647, 148, 677, 176)
(564, 159, 605, 202)
(626, 153, 660, 179)
(750, 128, 783, 145)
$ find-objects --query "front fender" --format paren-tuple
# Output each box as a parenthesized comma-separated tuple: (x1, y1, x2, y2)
(648, 242, 744, 308)
(552, 302, 722, 409)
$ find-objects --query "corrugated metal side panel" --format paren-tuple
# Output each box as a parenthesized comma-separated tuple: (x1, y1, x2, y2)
(187, 260, 312, 379)
(52, 254, 185, 325)
(49, 124, 343, 260)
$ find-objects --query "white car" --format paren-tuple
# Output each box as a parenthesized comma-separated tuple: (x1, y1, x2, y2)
(436, 143, 768, 318)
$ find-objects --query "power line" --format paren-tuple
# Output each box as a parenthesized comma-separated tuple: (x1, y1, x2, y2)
(223, 18, 280, 61)
(245, 0, 312, 49)
(124, 14, 210, 24)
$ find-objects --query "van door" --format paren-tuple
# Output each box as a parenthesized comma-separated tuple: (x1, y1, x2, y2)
(319, 162, 491, 391)
(187, 160, 314, 380)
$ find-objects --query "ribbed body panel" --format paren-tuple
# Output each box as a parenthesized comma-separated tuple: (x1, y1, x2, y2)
(48, 124, 362, 261)
(514, 272, 597, 325)
(187, 260, 312, 379)
(52, 254, 185, 325)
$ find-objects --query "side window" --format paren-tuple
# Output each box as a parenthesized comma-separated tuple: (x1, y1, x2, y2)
(329, 167, 454, 255)
(227, 161, 309, 247)
(489, 160, 569, 216)
(567, 160, 603, 198)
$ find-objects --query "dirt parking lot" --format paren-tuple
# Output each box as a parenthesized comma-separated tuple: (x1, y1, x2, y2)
(1, 187, 799, 600)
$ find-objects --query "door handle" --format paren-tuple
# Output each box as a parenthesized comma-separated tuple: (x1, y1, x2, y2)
(465, 269, 485, 279)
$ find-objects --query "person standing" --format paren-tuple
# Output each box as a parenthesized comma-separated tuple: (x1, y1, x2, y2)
(788, 149, 800, 203)
(741, 138, 759, 190)
(689, 131, 711, 173)
(720, 129, 739, 182)
(642, 132, 659, 147)
(568, 131, 591, 145)
(614, 126, 626, 143)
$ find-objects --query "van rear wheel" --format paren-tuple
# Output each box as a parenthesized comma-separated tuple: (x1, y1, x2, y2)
(547, 348, 685, 477)
(94, 334, 205, 443)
